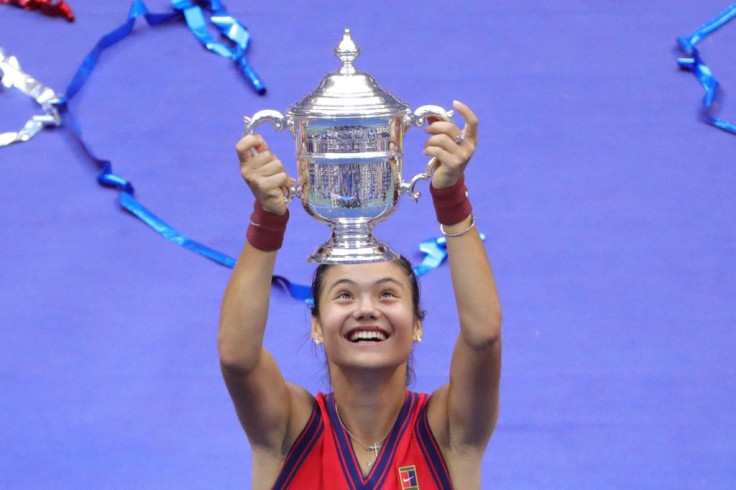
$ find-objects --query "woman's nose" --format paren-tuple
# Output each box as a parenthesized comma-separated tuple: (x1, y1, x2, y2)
(353, 297, 379, 319)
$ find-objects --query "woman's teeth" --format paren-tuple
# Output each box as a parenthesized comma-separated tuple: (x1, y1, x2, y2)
(349, 330, 387, 342)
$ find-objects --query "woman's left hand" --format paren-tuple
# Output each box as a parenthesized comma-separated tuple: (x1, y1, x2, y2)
(423, 100, 478, 189)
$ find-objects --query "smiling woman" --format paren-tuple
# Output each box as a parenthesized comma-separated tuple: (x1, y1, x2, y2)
(310, 260, 423, 384)
(218, 101, 502, 489)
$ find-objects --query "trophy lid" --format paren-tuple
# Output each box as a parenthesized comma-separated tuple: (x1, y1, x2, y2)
(288, 29, 410, 118)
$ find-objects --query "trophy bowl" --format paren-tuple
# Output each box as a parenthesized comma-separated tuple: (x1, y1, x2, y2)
(244, 29, 452, 264)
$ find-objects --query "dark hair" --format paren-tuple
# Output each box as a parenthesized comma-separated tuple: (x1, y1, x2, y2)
(310, 255, 425, 321)
(310, 256, 425, 387)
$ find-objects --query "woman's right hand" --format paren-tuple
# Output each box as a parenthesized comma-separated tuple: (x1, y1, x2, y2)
(235, 134, 294, 216)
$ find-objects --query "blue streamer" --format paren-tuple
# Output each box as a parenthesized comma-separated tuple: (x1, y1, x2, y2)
(676, 3, 736, 134)
(413, 232, 487, 278)
(172, 0, 265, 94)
(272, 276, 313, 302)
(64, 0, 264, 98)
(64, 2, 177, 101)
(414, 237, 448, 277)
(53, 1, 306, 297)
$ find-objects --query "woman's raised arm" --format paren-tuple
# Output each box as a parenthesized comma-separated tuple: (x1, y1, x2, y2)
(424, 101, 502, 483)
(218, 135, 313, 468)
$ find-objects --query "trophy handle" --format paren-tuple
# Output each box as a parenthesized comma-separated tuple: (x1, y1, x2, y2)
(243, 109, 292, 135)
(242, 110, 301, 201)
(401, 105, 455, 202)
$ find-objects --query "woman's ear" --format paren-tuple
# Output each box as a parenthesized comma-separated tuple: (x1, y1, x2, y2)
(311, 316, 324, 344)
(413, 320, 423, 343)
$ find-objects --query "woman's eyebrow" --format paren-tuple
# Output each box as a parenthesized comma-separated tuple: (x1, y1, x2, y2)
(375, 277, 405, 290)
(327, 276, 405, 292)
(327, 278, 357, 293)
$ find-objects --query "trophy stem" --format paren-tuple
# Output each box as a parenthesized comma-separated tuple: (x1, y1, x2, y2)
(307, 218, 397, 264)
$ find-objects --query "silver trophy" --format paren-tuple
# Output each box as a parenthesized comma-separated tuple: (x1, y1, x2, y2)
(244, 29, 452, 264)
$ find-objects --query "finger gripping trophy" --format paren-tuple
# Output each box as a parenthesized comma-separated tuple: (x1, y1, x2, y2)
(244, 29, 452, 264)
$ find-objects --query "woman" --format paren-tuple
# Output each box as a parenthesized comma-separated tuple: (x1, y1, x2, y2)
(219, 100, 502, 489)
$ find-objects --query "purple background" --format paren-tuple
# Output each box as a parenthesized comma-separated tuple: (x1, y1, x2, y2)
(1, 1, 735, 488)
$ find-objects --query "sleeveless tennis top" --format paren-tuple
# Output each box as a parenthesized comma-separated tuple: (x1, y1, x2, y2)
(272, 391, 454, 489)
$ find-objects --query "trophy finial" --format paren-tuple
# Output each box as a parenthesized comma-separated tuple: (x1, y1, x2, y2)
(335, 28, 360, 74)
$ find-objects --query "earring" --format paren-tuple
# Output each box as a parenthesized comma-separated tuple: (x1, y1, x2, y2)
(415, 335, 422, 343)
(314, 338, 322, 345)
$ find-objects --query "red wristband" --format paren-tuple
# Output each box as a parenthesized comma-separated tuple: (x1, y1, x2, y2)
(429, 175, 472, 225)
(246, 202, 289, 251)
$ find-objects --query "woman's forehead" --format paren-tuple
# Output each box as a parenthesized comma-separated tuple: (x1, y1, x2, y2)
(322, 261, 410, 288)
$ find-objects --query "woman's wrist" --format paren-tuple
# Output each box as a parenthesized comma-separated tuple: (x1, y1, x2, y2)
(440, 214, 476, 238)
(430, 174, 472, 225)
(246, 201, 289, 251)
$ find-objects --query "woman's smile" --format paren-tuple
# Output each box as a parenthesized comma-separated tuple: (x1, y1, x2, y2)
(346, 326, 390, 343)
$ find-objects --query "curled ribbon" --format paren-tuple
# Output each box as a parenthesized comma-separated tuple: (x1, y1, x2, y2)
(413, 233, 486, 278)
(676, 3, 736, 134)
(63, 0, 264, 98)
(0, 0, 74, 21)
(0, 48, 62, 146)
(172, 0, 265, 94)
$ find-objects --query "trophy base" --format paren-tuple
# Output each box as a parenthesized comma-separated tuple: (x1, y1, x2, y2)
(307, 219, 398, 264)
(308, 240, 397, 264)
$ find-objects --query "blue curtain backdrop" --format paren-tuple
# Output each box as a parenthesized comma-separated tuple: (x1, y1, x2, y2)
(1, 1, 734, 488)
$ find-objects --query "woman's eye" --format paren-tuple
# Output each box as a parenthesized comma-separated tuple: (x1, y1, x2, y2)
(380, 290, 397, 299)
(336, 291, 352, 300)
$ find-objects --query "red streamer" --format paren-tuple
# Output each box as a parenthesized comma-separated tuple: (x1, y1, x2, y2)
(0, 0, 75, 21)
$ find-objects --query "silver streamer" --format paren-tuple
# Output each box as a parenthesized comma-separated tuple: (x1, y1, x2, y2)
(0, 47, 62, 147)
